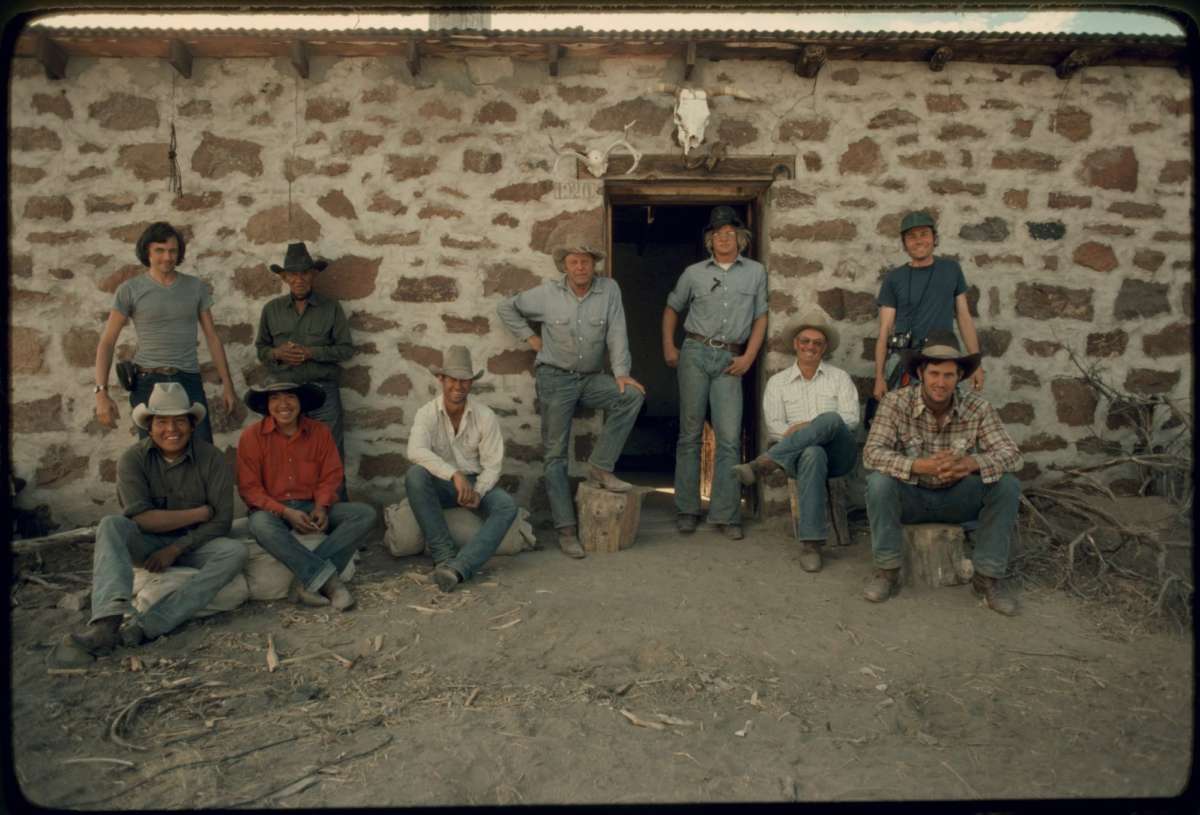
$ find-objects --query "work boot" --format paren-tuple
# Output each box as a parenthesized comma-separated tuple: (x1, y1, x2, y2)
(676, 514, 699, 534)
(432, 565, 463, 593)
(720, 524, 745, 541)
(119, 619, 147, 648)
(321, 574, 356, 611)
(732, 455, 781, 486)
(798, 541, 823, 573)
(863, 568, 900, 603)
(68, 616, 120, 656)
(288, 576, 331, 607)
(587, 464, 633, 493)
(972, 574, 1018, 616)
(557, 526, 586, 559)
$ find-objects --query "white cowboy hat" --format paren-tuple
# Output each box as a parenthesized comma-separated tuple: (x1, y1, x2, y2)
(131, 382, 207, 430)
(429, 345, 483, 381)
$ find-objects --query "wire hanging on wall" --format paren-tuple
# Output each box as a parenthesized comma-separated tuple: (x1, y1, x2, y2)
(168, 71, 183, 195)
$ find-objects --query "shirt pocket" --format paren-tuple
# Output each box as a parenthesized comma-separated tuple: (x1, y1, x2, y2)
(585, 317, 607, 347)
(543, 317, 575, 353)
(816, 394, 841, 415)
(295, 460, 321, 486)
(898, 431, 923, 459)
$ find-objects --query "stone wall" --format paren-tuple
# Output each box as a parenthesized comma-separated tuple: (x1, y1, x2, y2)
(8, 50, 1193, 527)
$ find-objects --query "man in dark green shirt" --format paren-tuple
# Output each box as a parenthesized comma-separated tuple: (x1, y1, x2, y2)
(255, 242, 354, 473)
(66, 382, 247, 657)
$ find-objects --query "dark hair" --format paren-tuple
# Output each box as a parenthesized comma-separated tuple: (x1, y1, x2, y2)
(135, 221, 186, 267)
(918, 359, 967, 379)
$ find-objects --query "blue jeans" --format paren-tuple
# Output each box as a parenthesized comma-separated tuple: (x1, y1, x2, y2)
(675, 339, 744, 524)
(246, 500, 376, 593)
(404, 466, 518, 581)
(131, 369, 212, 443)
(90, 514, 247, 639)
(865, 471, 1021, 578)
(535, 365, 644, 529)
(307, 380, 347, 500)
(767, 412, 857, 541)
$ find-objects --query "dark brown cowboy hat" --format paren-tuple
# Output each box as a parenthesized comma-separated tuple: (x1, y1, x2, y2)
(901, 330, 982, 381)
(269, 242, 328, 275)
(245, 377, 326, 415)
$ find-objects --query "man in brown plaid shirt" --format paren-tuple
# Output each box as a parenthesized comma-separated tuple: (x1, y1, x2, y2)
(862, 330, 1023, 614)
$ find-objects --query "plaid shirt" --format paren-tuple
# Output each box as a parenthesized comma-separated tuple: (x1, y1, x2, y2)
(863, 384, 1022, 487)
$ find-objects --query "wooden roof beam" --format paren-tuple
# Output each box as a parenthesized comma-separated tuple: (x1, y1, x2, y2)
(795, 44, 825, 78)
(407, 39, 420, 77)
(929, 45, 952, 72)
(290, 39, 309, 78)
(36, 33, 67, 80)
(167, 38, 192, 78)
(547, 43, 563, 76)
(684, 41, 696, 80)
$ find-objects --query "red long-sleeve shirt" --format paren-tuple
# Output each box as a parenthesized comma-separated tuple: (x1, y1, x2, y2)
(237, 416, 343, 514)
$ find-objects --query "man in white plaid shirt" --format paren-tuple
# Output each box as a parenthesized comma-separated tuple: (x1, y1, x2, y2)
(733, 309, 858, 572)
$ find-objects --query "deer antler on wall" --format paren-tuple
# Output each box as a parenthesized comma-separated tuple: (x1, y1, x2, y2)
(549, 121, 641, 178)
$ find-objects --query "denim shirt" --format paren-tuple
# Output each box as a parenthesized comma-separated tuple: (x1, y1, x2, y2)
(666, 255, 768, 344)
(497, 276, 632, 377)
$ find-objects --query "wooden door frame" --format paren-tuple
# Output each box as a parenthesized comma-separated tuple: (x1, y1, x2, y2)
(603, 179, 774, 517)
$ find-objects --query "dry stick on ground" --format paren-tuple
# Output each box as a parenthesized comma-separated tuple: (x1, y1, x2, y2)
(64, 734, 302, 807)
(10, 526, 98, 554)
(214, 733, 395, 808)
(108, 682, 225, 752)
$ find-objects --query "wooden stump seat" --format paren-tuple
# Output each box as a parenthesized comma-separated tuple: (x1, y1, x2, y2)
(899, 523, 974, 588)
(575, 482, 645, 553)
(786, 476, 851, 547)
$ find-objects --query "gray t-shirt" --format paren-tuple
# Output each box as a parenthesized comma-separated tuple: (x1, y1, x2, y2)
(876, 257, 967, 346)
(113, 272, 213, 372)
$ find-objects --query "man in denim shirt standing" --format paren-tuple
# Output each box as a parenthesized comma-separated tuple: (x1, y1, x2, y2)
(497, 240, 645, 558)
(662, 206, 768, 540)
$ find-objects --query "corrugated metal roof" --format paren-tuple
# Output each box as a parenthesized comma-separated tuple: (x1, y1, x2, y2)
(24, 26, 1187, 43)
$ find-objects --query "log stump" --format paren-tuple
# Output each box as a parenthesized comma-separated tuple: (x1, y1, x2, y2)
(575, 482, 644, 553)
(787, 477, 850, 546)
(900, 524, 974, 588)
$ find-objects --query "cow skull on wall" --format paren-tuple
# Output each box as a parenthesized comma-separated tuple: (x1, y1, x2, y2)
(549, 121, 642, 178)
(656, 83, 760, 157)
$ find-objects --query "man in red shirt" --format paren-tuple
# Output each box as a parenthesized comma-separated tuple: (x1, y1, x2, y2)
(236, 378, 375, 610)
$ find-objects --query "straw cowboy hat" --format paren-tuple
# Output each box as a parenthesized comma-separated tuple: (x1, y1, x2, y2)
(269, 242, 328, 275)
(787, 308, 840, 353)
(901, 330, 982, 380)
(429, 345, 483, 381)
(244, 377, 327, 415)
(552, 243, 606, 274)
(131, 382, 207, 430)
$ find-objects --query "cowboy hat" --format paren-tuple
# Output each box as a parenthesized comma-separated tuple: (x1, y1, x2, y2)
(704, 205, 745, 234)
(552, 244, 606, 274)
(900, 330, 982, 381)
(429, 345, 483, 381)
(788, 308, 840, 353)
(244, 377, 327, 415)
(269, 242, 328, 275)
(131, 382, 206, 430)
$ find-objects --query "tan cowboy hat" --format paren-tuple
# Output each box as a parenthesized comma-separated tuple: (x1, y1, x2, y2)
(244, 377, 326, 415)
(901, 330, 982, 380)
(131, 382, 207, 430)
(429, 345, 483, 381)
(788, 308, 840, 353)
(552, 244, 606, 274)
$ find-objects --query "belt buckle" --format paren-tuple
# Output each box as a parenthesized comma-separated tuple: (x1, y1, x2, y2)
(706, 337, 726, 350)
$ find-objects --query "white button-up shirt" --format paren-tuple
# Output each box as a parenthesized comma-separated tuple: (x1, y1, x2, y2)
(762, 361, 860, 442)
(406, 395, 505, 497)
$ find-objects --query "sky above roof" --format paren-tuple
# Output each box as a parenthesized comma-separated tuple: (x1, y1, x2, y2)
(29, 10, 1184, 36)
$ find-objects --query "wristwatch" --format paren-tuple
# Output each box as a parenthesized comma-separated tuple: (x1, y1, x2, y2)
(92, 384, 107, 393)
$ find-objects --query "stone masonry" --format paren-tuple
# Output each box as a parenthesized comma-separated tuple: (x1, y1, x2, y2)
(7, 52, 1193, 526)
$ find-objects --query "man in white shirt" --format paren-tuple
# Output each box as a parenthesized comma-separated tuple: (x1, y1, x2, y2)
(405, 346, 517, 592)
(733, 310, 859, 572)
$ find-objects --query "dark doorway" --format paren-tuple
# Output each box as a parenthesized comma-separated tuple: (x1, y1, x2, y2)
(610, 202, 761, 512)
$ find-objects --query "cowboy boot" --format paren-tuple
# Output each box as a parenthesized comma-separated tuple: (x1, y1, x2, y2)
(587, 464, 633, 493)
(557, 526, 586, 559)
(863, 568, 900, 603)
(733, 455, 782, 486)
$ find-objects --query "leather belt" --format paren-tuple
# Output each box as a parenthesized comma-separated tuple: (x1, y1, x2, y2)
(137, 365, 181, 375)
(685, 332, 746, 355)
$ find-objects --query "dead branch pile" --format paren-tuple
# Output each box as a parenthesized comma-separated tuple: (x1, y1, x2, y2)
(1014, 348, 1193, 630)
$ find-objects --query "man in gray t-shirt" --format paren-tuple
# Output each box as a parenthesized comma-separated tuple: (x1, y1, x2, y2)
(94, 221, 237, 444)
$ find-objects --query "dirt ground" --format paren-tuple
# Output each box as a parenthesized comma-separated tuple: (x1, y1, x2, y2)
(8, 490, 1194, 808)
